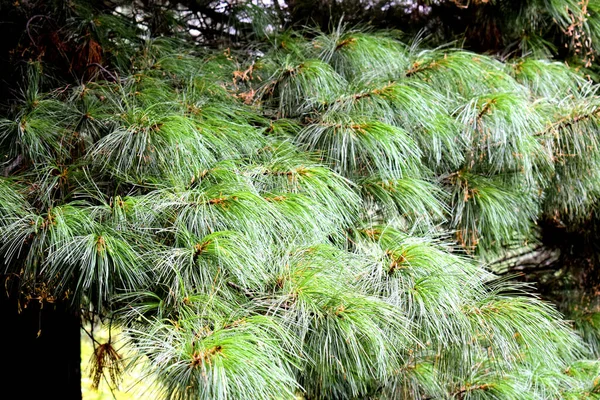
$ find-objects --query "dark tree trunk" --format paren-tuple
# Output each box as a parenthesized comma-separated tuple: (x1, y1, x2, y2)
(1, 276, 81, 400)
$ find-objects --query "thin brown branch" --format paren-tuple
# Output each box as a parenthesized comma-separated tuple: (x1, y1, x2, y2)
(535, 107, 600, 137)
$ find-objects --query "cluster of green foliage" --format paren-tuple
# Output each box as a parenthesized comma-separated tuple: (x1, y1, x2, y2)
(3, 2, 600, 399)
(286, 0, 600, 68)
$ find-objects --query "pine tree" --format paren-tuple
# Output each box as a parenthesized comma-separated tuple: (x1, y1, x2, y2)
(3, 1, 600, 399)
(286, 0, 600, 68)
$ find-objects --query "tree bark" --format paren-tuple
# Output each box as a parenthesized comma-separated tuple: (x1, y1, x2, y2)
(1, 276, 82, 399)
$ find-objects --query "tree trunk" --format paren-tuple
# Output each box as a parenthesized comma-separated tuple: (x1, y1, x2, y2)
(1, 276, 81, 399)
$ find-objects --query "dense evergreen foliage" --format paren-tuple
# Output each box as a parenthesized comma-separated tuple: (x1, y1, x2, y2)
(286, 0, 600, 64)
(3, 1, 600, 399)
